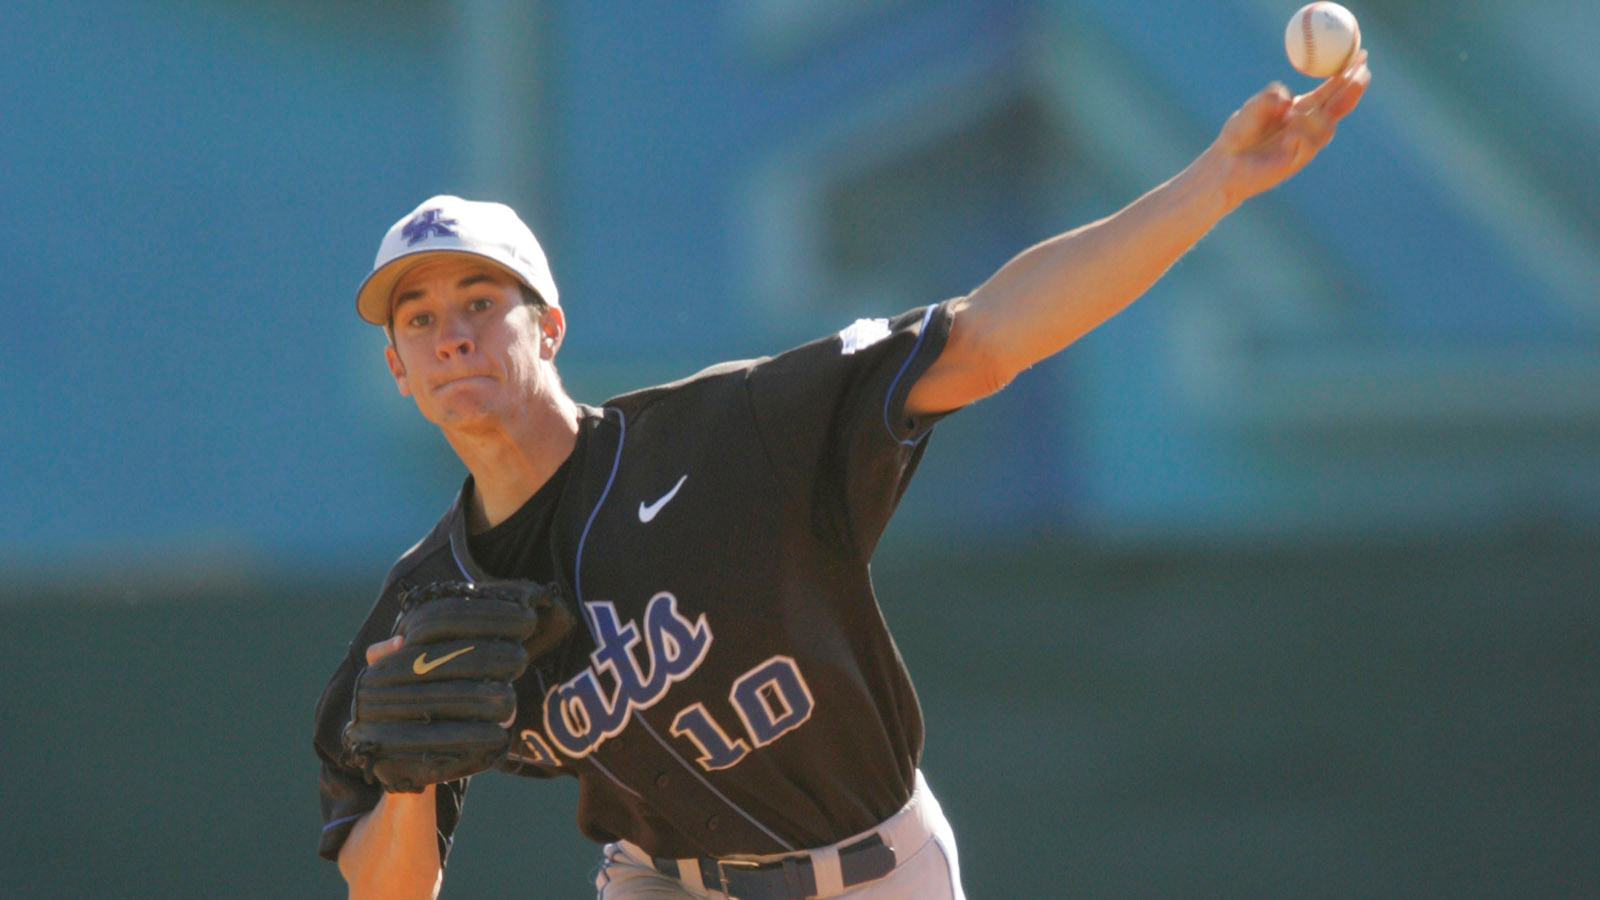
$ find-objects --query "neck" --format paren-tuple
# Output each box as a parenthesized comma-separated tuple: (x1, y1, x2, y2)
(445, 392, 582, 533)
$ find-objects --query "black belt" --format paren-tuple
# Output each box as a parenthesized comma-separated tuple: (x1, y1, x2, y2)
(652, 833, 897, 900)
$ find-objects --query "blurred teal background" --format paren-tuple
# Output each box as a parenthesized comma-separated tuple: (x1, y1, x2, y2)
(1, 1, 1595, 897)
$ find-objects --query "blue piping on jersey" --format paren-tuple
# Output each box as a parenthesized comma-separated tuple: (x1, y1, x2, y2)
(440, 414, 644, 804)
(882, 304, 938, 447)
(586, 754, 644, 801)
(322, 811, 364, 832)
(322, 810, 454, 857)
(578, 408, 797, 853)
(635, 717, 796, 851)
(562, 409, 643, 807)
(574, 408, 628, 609)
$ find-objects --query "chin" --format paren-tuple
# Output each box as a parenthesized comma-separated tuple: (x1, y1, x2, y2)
(426, 390, 505, 427)
(437, 402, 505, 428)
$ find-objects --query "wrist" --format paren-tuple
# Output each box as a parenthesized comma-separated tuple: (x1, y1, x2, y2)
(1184, 144, 1241, 218)
(377, 783, 438, 817)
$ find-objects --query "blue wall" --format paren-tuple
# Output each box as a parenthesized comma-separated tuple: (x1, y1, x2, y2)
(3, 0, 1596, 571)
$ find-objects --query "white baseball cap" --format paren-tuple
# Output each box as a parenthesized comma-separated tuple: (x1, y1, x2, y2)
(355, 195, 560, 325)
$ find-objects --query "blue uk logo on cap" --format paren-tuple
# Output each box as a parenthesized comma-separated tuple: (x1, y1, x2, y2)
(401, 208, 458, 245)
(357, 195, 561, 323)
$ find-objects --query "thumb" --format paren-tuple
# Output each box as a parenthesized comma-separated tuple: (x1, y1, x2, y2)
(365, 635, 405, 665)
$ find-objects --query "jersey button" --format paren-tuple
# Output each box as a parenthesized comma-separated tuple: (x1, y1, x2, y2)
(705, 815, 720, 832)
(655, 773, 670, 788)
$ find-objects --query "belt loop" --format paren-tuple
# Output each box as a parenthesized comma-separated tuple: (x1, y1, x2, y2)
(808, 841, 845, 896)
(681, 857, 709, 894)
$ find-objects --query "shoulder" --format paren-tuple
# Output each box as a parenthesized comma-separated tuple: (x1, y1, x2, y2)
(593, 302, 953, 431)
(601, 357, 766, 418)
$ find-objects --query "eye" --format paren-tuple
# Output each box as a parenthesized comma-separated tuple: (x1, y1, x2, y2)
(405, 311, 434, 329)
(468, 296, 495, 313)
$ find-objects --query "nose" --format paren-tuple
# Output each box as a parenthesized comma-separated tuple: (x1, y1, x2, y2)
(434, 316, 474, 361)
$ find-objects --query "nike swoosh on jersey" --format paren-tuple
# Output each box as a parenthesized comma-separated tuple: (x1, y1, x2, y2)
(412, 645, 475, 675)
(638, 474, 688, 523)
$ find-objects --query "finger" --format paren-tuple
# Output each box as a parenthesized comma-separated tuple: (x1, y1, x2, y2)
(1224, 82, 1293, 148)
(1343, 48, 1369, 77)
(1323, 60, 1371, 121)
(366, 635, 405, 665)
(1246, 82, 1294, 125)
(1291, 105, 1338, 156)
(1290, 53, 1369, 142)
(1296, 49, 1369, 113)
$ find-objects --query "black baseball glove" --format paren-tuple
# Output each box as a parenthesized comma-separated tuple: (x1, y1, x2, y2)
(341, 580, 573, 792)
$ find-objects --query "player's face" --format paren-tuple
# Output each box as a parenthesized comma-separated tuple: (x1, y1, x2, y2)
(383, 257, 563, 430)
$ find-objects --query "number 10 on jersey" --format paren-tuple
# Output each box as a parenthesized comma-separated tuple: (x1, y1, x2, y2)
(669, 656, 816, 770)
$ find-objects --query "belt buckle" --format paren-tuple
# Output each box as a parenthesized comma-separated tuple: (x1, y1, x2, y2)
(720, 858, 762, 866)
(714, 857, 763, 900)
(717, 857, 763, 875)
(716, 856, 806, 900)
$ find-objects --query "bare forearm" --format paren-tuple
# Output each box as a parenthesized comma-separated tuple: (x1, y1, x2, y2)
(906, 153, 1229, 414)
(337, 788, 443, 900)
(973, 150, 1227, 373)
(906, 59, 1370, 415)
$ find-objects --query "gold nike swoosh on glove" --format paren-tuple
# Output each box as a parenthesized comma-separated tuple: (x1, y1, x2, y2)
(412, 645, 475, 675)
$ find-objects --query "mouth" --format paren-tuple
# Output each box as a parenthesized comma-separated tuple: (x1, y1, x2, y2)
(432, 373, 494, 390)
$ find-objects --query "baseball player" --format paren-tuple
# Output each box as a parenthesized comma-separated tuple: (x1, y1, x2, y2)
(314, 57, 1369, 900)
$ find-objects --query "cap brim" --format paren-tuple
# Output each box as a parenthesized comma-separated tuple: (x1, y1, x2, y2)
(354, 249, 534, 325)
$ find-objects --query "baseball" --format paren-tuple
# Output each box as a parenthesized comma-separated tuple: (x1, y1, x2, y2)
(1285, 2, 1361, 78)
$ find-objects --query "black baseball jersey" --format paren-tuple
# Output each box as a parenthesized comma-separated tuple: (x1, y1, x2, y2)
(314, 300, 958, 864)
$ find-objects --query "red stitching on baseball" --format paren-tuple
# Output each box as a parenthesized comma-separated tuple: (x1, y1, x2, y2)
(1302, 6, 1316, 72)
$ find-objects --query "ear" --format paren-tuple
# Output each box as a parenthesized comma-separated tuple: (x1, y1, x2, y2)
(539, 305, 567, 359)
(384, 344, 413, 397)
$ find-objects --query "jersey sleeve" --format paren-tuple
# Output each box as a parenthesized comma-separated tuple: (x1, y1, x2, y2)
(742, 298, 959, 560)
(311, 600, 470, 866)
